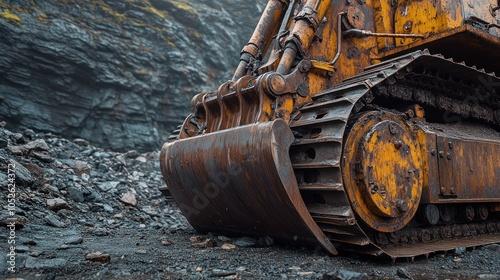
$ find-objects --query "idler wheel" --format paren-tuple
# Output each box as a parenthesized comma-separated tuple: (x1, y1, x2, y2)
(343, 111, 423, 232)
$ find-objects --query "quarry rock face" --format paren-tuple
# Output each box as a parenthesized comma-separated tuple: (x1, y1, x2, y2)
(0, 0, 266, 151)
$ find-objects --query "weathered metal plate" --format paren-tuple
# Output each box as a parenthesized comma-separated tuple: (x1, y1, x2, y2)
(160, 119, 337, 254)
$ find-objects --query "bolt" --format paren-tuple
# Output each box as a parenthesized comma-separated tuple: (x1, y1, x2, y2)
(405, 109, 415, 118)
(379, 185, 386, 196)
(439, 151, 444, 158)
(394, 140, 403, 149)
(430, 149, 436, 156)
(267, 74, 285, 95)
(396, 200, 409, 212)
(403, 21, 413, 31)
(389, 122, 398, 135)
(299, 61, 311, 73)
(448, 142, 453, 149)
(446, 152, 452, 160)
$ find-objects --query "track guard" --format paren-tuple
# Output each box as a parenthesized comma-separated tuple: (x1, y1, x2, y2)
(160, 119, 337, 254)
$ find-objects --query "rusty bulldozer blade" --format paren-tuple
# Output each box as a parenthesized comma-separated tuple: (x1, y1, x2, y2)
(160, 119, 337, 254)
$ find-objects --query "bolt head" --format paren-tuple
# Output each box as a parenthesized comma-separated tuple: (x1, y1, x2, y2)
(396, 200, 408, 212)
(394, 140, 403, 149)
(267, 74, 285, 95)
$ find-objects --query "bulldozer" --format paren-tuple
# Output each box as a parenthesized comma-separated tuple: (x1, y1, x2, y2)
(160, 0, 500, 259)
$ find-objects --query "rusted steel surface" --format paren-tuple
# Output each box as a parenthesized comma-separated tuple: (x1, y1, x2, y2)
(381, 234, 500, 259)
(434, 135, 500, 201)
(378, 25, 500, 74)
(160, 119, 337, 254)
(233, 0, 289, 81)
(161, 0, 500, 259)
(288, 52, 500, 259)
(343, 111, 423, 233)
(162, 50, 500, 259)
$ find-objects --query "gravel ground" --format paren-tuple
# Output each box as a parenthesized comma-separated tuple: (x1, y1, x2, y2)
(1, 124, 499, 279)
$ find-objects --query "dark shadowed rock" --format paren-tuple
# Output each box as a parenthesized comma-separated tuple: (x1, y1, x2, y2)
(397, 267, 413, 279)
(25, 257, 67, 269)
(73, 138, 89, 147)
(323, 270, 368, 280)
(9, 159, 33, 186)
(484, 244, 500, 252)
(0, 210, 28, 227)
(99, 181, 120, 192)
(0, 0, 267, 152)
(258, 235, 274, 247)
(24, 139, 49, 151)
(45, 214, 66, 228)
(67, 186, 85, 202)
(16, 245, 31, 253)
(64, 236, 83, 245)
(210, 269, 237, 277)
(0, 138, 7, 148)
(235, 237, 257, 248)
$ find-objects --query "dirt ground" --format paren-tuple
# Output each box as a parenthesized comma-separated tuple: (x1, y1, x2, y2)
(1, 220, 500, 280)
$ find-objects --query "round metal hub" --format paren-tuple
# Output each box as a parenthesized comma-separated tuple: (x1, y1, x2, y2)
(343, 111, 423, 232)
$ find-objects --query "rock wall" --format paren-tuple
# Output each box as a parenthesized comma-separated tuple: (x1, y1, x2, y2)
(0, 0, 266, 151)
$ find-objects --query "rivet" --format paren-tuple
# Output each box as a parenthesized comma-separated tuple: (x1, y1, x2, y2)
(439, 151, 444, 158)
(396, 200, 408, 212)
(394, 140, 403, 149)
(405, 109, 415, 118)
(430, 149, 436, 156)
(446, 152, 452, 160)
(448, 142, 453, 149)
(389, 122, 398, 135)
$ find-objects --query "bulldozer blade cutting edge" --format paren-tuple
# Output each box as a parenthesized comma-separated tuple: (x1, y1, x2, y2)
(160, 119, 337, 255)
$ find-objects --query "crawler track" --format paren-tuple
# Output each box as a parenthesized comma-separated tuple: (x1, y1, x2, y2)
(289, 50, 500, 259)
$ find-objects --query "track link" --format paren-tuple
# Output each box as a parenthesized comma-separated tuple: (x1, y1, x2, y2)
(289, 50, 500, 259)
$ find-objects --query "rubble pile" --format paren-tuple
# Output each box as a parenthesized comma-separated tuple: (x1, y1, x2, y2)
(0, 122, 190, 234)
